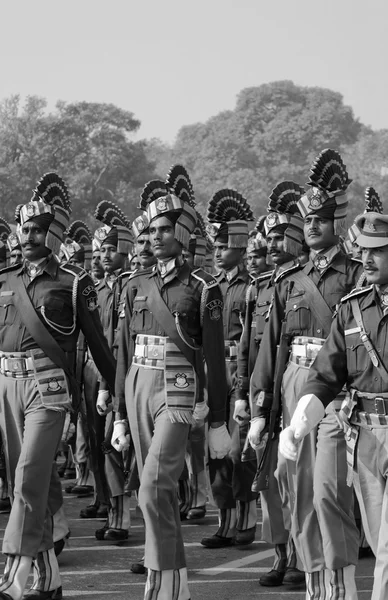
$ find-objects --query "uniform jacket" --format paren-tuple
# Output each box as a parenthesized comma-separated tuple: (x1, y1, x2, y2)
(251, 249, 363, 413)
(0, 256, 116, 392)
(302, 285, 388, 406)
(115, 261, 228, 423)
(215, 265, 251, 342)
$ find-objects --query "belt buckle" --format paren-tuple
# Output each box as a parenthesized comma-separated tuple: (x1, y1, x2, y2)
(8, 357, 26, 372)
(374, 396, 386, 416)
(147, 345, 164, 359)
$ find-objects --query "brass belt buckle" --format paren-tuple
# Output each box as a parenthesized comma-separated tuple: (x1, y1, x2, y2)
(374, 396, 386, 415)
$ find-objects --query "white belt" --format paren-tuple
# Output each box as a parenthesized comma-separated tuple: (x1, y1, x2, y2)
(134, 344, 165, 360)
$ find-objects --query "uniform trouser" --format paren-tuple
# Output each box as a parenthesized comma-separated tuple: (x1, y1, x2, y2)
(353, 426, 388, 600)
(261, 437, 290, 545)
(281, 361, 359, 572)
(125, 365, 190, 571)
(104, 411, 126, 498)
(0, 374, 66, 557)
(209, 359, 257, 508)
(186, 422, 207, 509)
(82, 358, 110, 504)
(73, 412, 93, 486)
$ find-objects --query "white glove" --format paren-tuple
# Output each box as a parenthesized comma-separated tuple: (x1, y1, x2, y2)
(233, 399, 250, 424)
(248, 417, 267, 449)
(193, 400, 209, 423)
(279, 394, 325, 461)
(96, 390, 112, 416)
(111, 419, 130, 452)
(208, 423, 232, 459)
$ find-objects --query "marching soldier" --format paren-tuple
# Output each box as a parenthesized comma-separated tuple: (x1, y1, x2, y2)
(115, 165, 231, 600)
(240, 183, 305, 586)
(0, 173, 115, 600)
(279, 208, 388, 599)
(250, 149, 362, 598)
(201, 189, 258, 548)
(92, 201, 133, 539)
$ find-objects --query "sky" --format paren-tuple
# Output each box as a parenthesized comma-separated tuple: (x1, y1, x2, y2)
(1, 0, 387, 143)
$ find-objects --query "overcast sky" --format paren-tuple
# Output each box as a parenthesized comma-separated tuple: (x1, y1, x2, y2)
(1, 0, 387, 143)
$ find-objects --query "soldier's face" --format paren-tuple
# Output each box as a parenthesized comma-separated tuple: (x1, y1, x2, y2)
(246, 251, 268, 276)
(361, 246, 388, 284)
(149, 217, 181, 260)
(266, 231, 293, 265)
(20, 221, 50, 261)
(303, 216, 338, 251)
(10, 249, 22, 265)
(213, 242, 243, 271)
(100, 244, 124, 273)
(91, 251, 104, 279)
(135, 235, 155, 268)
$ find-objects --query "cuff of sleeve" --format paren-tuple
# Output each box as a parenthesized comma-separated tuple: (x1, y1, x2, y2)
(255, 391, 273, 408)
(209, 409, 226, 424)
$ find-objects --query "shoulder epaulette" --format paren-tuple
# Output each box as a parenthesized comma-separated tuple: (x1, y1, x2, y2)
(0, 263, 21, 274)
(192, 268, 218, 288)
(127, 266, 154, 281)
(274, 263, 302, 284)
(255, 269, 274, 282)
(117, 270, 133, 282)
(341, 285, 374, 303)
(59, 263, 87, 279)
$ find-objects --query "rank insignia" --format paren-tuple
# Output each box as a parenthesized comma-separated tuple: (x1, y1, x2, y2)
(25, 203, 36, 217)
(381, 291, 388, 307)
(314, 255, 329, 270)
(266, 213, 278, 227)
(47, 378, 61, 392)
(156, 198, 168, 212)
(308, 188, 323, 210)
(87, 297, 98, 311)
(174, 373, 189, 388)
(206, 298, 223, 320)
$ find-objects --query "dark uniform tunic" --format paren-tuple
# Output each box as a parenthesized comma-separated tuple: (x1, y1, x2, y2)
(210, 265, 257, 512)
(0, 256, 115, 558)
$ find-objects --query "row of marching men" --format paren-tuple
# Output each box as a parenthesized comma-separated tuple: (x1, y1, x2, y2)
(0, 148, 385, 600)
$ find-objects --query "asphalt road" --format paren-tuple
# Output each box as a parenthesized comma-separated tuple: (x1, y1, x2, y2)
(0, 481, 376, 600)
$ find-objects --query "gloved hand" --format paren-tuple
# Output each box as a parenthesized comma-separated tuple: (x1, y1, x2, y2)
(208, 423, 232, 459)
(96, 390, 112, 416)
(193, 400, 209, 424)
(233, 399, 250, 424)
(248, 417, 267, 449)
(279, 394, 325, 460)
(111, 419, 130, 452)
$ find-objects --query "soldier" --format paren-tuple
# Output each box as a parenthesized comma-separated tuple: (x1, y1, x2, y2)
(279, 209, 388, 600)
(0, 173, 115, 600)
(200, 189, 258, 549)
(239, 183, 305, 586)
(87, 201, 133, 538)
(250, 149, 362, 598)
(60, 222, 96, 497)
(245, 222, 269, 279)
(179, 219, 210, 521)
(115, 165, 231, 600)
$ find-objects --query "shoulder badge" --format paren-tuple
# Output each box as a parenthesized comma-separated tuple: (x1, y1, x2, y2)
(206, 298, 223, 320)
(341, 285, 374, 303)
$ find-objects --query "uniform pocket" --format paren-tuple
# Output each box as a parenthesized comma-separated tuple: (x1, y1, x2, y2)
(285, 293, 311, 332)
(345, 334, 368, 373)
(0, 298, 17, 325)
(132, 299, 153, 332)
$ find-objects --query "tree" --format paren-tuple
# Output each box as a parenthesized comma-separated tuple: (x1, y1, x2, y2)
(172, 81, 362, 218)
(0, 96, 157, 228)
